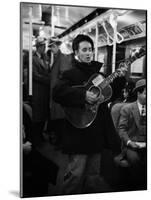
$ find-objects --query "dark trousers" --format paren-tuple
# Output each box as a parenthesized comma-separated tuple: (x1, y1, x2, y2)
(62, 154, 111, 195)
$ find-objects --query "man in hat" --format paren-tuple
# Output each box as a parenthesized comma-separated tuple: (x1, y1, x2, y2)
(30, 36, 59, 196)
(32, 36, 50, 143)
(47, 36, 72, 148)
(48, 37, 62, 54)
(118, 78, 146, 189)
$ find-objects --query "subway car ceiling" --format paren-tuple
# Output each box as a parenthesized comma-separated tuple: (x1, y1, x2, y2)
(21, 3, 146, 50)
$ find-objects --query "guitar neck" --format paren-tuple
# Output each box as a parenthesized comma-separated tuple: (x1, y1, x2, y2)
(101, 71, 120, 89)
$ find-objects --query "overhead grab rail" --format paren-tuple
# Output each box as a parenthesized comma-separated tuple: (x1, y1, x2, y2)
(102, 20, 124, 46)
(62, 9, 128, 42)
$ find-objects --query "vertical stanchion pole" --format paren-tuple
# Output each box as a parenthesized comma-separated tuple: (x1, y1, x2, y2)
(50, 5, 55, 66)
(51, 6, 55, 36)
(95, 23, 98, 61)
(112, 15, 117, 73)
(29, 6, 33, 95)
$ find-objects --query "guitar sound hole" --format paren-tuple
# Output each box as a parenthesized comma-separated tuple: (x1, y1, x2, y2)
(88, 86, 100, 98)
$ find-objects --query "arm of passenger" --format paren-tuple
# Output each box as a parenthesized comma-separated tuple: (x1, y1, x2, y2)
(118, 105, 130, 145)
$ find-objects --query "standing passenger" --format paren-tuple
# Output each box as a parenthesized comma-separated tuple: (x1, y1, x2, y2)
(53, 34, 126, 194)
(30, 37, 58, 197)
(48, 37, 72, 148)
(32, 36, 50, 146)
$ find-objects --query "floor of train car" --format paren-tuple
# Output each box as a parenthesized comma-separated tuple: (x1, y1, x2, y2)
(22, 132, 147, 197)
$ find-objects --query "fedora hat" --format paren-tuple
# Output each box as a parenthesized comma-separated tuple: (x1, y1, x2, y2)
(133, 79, 146, 93)
(48, 36, 62, 47)
(34, 36, 46, 47)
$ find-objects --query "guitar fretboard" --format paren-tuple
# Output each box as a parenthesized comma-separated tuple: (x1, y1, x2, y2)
(101, 71, 120, 89)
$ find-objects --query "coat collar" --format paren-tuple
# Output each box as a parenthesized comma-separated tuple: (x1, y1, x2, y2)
(73, 59, 103, 76)
(34, 51, 47, 69)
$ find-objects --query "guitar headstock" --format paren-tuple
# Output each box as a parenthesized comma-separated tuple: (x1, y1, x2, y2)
(130, 46, 146, 60)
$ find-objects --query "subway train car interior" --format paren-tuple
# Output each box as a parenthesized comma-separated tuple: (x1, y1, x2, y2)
(20, 2, 147, 198)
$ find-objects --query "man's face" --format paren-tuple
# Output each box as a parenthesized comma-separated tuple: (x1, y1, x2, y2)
(49, 44, 59, 54)
(75, 41, 93, 63)
(138, 87, 146, 105)
(38, 44, 46, 55)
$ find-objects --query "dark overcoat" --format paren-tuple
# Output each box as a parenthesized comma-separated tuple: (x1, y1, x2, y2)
(53, 59, 121, 154)
(50, 50, 72, 120)
(32, 52, 50, 122)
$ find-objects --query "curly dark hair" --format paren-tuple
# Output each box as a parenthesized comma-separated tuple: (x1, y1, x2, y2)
(72, 34, 94, 54)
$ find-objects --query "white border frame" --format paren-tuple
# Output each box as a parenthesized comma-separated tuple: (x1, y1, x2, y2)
(0, 0, 150, 200)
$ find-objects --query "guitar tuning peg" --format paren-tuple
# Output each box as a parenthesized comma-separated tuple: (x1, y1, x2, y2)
(118, 62, 124, 68)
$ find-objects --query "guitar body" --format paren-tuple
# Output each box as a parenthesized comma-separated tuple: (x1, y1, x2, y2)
(63, 73, 112, 128)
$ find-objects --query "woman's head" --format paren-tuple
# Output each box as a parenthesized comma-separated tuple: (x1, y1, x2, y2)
(123, 81, 135, 98)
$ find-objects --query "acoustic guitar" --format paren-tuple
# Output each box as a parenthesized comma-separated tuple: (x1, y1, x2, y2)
(63, 46, 146, 128)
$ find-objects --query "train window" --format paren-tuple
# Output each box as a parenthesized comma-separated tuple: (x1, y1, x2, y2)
(130, 55, 145, 78)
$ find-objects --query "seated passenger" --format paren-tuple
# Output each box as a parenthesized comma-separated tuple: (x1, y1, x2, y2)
(111, 80, 136, 130)
(118, 79, 146, 188)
